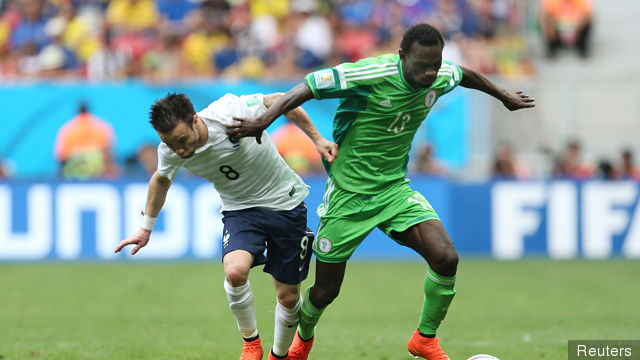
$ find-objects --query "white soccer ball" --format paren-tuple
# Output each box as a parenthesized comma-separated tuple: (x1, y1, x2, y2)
(467, 355, 500, 360)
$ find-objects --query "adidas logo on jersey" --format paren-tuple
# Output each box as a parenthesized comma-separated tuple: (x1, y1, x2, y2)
(379, 98, 392, 108)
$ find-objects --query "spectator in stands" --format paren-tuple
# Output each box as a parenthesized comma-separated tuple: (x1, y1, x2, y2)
(293, 0, 333, 70)
(249, 0, 289, 20)
(56, 0, 101, 65)
(491, 143, 530, 179)
(38, 16, 78, 77)
(429, 0, 464, 40)
(141, 29, 185, 82)
(469, 0, 498, 39)
(271, 119, 324, 176)
(11, 0, 50, 52)
(0, 156, 12, 179)
(540, 0, 593, 58)
(597, 159, 615, 180)
(105, 0, 158, 33)
(334, 18, 377, 63)
(54, 101, 119, 179)
(492, 143, 516, 178)
(412, 143, 446, 176)
(0, 0, 535, 80)
(0, 13, 10, 53)
(86, 23, 130, 80)
(553, 140, 594, 179)
(124, 142, 157, 177)
(617, 149, 640, 180)
(182, 7, 229, 76)
(156, 0, 196, 32)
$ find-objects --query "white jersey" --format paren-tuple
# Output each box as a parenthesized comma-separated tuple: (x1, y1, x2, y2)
(157, 93, 309, 212)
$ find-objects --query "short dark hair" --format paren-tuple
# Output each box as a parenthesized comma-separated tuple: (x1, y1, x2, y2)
(149, 93, 196, 133)
(78, 101, 88, 114)
(400, 23, 445, 54)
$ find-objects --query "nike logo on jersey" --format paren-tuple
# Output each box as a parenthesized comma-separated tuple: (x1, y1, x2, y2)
(379, 98, 392, 108)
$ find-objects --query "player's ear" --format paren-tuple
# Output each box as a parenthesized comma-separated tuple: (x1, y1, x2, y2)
(192, 114, 198, 126)
(399, 48, 406, 61)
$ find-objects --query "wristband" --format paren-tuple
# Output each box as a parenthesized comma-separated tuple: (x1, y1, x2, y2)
(142, 215, 157, 231)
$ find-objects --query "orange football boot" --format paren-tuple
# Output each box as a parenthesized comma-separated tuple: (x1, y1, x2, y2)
(239, 336, 263, 360)
(288, 331, 314, 360)
(407, 329, 450, 360)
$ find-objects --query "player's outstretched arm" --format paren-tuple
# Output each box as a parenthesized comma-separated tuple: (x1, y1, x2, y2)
(226, 83, 314, 143)
(264, 92, 338, 164)
(459, 66, 535, 111)
(114, 172, 172, 255)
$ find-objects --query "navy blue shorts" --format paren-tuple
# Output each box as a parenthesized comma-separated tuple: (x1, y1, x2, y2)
(221, 202, 314, 285)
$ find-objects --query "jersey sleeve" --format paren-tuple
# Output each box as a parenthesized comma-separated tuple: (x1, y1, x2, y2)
(305, 67, 344, 99)
(237, 93, 267, 117)
(197, 93, 266, 127)
(156, 144, 184, 180)
(440, 61, 463, 95)
(305, 56, 397, 99)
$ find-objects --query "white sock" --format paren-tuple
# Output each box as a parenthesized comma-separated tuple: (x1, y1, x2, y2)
(272, 296, 302, 357)
(224, 279, 258, 339)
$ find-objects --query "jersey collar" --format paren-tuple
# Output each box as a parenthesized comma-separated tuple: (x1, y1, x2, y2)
(397, 58, 417, 91)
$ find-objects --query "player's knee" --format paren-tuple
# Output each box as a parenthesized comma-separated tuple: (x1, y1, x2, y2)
(312, 282, 341, 308)
(431, 246, 459, 277)
(224, 265, 250, 287)
(277, 291, 300, 309)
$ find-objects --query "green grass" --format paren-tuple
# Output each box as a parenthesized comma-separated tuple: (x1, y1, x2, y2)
(1, 259, 639, 359)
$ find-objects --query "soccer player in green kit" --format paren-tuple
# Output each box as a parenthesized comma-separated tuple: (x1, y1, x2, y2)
(227, 23, 535, 360)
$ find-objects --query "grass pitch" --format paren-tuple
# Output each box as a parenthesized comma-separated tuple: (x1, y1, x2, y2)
(1, 259, 638, 359)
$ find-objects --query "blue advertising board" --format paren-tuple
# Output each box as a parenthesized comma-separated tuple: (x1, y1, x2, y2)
(0, 81, 467, 178)
(1, 178, 639, 261)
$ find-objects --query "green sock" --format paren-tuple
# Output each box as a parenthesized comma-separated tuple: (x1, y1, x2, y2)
(298, 286, 324, 340)
(418, 267, 456, 335)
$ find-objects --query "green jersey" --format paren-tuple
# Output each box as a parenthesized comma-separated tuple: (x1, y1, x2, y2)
(305, 54, 462, 194)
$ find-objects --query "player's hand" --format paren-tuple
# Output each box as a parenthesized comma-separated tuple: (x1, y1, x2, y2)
(502, 90, 535, 111)
(316, 138, 338, 164)
(114, 228, 151, 255)
(226, 116, 267, 144)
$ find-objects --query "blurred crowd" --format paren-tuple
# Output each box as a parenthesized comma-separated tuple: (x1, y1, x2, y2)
(0, 0, 535, 82)
(0, 0, 607, 181)
(411, 140, 640, 182)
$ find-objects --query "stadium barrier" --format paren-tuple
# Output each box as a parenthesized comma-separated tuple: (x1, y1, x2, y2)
(1, 177, 639, 261)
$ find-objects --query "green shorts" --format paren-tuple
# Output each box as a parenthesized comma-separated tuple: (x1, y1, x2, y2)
(314, 178, 440, 263)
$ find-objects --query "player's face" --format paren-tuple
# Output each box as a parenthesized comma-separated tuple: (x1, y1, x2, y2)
(159, 117, 201, 159)
(400, 41, 443, 89)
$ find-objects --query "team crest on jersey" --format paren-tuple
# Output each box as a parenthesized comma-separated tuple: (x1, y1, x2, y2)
(228, 136, 240, 148)
(317, 237, 332, 253)
(314, 69, 335, 89)
(424, 89, 437, 108)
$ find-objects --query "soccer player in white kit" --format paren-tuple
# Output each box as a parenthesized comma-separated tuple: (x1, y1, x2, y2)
(115, 92, 338, 360)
